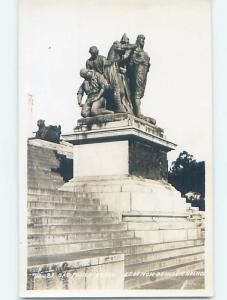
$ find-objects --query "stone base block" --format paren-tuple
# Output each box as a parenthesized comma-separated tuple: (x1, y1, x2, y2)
(60, 175, 203, 244)
(126, 228, 202, 244)
(60, 175, 187, 215)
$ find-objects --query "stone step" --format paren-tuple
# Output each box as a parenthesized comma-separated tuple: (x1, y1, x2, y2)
(28, 145, 56, 152)
(138, 268, 205, 290)
(127, 220, 196, 231)
(125, 244, 204, 266)
(125, 251, 204, 273)
(28, 222, 128, 234)
(28, 148, 58, 157)
(28, 182, 63, 190)
(28, 174, 62, 180)
(28, 178, 63, 185)
(28, 230, 135, 246)
(28, 237, 142, 256)
(28, 159, 59, 166)
(28, 208, 116, 218)
(27, 153, 57, 161)
(125, 260, 205, 289)
(77, 239, 204, 257)
(28, 195, 100, 206)
(28, 188, 94, 200)
(191, 206, 199, 211)
(28, 165, 59, 173)
(28, 182, 64, 190)
(28, 215, 120, 226)
(28, 177, 63, 186)
(189, 214, 203, 219)
(28, 162, 60, 171)
(28, 181, 64, 189)
(28, 201, 108, 211)
(28, 171, 63, 180)
(27, 252, 108, 267)
(125, 252, 204, 289)
(28, 158, 59, 166)
(27, 154, 59, 162)
(28, 148, 59, 155)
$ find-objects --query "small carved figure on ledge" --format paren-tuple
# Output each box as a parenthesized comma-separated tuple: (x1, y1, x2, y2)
(35, 119, 61, 144)
(77, 68, 114, 118)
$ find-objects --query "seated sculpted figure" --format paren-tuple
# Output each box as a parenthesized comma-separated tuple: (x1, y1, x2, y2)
(77, 68, 114, 118)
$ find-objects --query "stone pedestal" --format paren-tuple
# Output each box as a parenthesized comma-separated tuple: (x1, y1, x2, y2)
(61, 114, 200, 242)
(61, 113, 187, 214)
(63, 113, 176, 181)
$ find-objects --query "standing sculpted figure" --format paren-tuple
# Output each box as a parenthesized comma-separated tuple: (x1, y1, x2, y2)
(86, 46, 106, 75)
(129, 34, 150, 117)
(104, 37, 136, 114)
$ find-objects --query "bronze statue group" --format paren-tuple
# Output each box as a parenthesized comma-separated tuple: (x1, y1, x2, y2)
(77, 34, 150, 120)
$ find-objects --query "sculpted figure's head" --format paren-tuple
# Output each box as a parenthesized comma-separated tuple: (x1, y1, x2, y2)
(120, 33, 129, 45)
(80, 68, 93, 80)
(136, 34, 145, 49)
(113, 41, 121, 47)
(37, 119, 45, 128)
(89, 46, 99, 59)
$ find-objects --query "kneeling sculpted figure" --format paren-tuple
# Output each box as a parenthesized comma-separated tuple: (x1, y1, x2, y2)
(77, 68, 114, 118)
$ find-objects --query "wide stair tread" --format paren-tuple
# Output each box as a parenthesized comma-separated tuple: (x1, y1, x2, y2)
(28, 222, 128, 234)
(125, 244, 204, 266)
(28, 195, 96, 203)
(129, 261, 205, 289)
(28, 237, 142, 256)
(28, 201, 108, 211)
(28, 191, 97, 203)
(28, 215, 120, 225)
(75, 239, 204, 257)
(28, 230, 135, 245)
(28, 208, 114, 217)
(28, 252, 114, 267)
(125, 250, 204, 272)
(125, 252, 204, 289)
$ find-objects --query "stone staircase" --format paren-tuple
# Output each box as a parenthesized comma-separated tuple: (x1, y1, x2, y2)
(27, 142, 205, 289)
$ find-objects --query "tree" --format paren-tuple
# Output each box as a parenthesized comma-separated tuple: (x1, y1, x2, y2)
(168, 151, 205, 210)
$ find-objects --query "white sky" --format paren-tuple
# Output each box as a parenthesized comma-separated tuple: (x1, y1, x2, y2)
(19, 0, 212, 165)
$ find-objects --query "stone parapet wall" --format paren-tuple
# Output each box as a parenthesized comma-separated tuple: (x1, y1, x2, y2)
(27, 254, 124, 290)
(28, 138, 73, 159)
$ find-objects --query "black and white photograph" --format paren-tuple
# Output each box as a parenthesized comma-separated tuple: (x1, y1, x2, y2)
(19, 0, 213, 297)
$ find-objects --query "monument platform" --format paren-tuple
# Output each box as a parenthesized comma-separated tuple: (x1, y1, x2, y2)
(27, 117, 204, 291)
